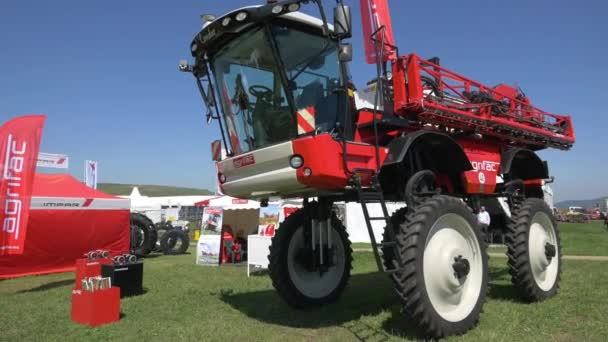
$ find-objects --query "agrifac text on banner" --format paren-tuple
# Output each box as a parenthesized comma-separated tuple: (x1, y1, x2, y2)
(0, 115, 46, 255)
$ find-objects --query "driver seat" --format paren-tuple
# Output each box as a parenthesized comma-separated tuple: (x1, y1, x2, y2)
(296, 81, 324, 110)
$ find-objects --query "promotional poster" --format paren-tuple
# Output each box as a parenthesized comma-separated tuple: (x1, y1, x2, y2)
(196, 207, 223, 266)
(258, 203, 279, 237)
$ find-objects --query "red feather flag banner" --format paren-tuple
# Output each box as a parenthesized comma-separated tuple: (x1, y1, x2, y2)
(360, 0, 397, 64)
(0, 115, 46, 255)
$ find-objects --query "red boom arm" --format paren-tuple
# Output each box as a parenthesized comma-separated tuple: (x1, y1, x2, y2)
(392, 54, 575, 150)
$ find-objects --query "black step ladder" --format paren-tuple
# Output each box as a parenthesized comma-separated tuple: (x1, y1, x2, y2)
(352, 169, 403, 273)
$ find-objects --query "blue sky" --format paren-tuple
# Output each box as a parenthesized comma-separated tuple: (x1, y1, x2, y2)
(1, 0, 606, 201)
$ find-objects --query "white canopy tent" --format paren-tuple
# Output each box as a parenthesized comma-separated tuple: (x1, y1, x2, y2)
(123, 187, 216, 223)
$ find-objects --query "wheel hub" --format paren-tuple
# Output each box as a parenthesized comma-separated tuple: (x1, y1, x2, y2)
(287, 223, 347, 299)
(545, 243, 556, 261)
(452, 255, 470, 279)
(295, 246, 335, 273)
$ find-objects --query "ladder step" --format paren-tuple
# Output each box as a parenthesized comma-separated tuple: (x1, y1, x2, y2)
(369, 217, 389, 221)
(360, 192, 383, 201)
(379, 241, 397, 247)
(352, 168, 376, 175)
(385, 267, 404, 274)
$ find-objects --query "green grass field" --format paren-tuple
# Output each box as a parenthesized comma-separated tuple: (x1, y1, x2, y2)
(355, 220, 608, 256)
(1, 221, 607, 341)
(1, 251, 607, 341)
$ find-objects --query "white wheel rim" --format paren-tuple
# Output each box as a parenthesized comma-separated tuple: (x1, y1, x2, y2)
(423, 213, 483, 322)
(529, 212, 559, 291)
(287, 223, 345, 299)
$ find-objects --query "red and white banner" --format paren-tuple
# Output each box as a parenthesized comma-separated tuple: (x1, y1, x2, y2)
(360, 0, 397, 64)
(0, 115, 46, 255)
(84, 160, 98, 189)
(37, 152, 69, 169)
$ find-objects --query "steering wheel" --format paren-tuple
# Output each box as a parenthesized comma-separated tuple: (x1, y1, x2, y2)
(249, 85, 273, 101)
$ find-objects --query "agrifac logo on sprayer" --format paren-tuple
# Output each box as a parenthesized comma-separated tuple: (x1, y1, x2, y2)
(2, 134, 27, 239)
(470, 160, 499, 172)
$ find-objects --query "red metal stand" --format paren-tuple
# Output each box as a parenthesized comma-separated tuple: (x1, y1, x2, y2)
(74, 258, 112, 290)
(71, 287, 120, 327)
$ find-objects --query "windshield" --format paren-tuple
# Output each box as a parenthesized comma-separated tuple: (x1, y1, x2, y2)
(210, 24, 341, 155)
(272, 24, 342, 134)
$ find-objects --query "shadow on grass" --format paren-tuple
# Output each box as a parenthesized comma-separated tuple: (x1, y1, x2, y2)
(17, 279, 74, 293)
(222, 264, 525, 339)
(488, 266, 526, 303)
(143, 251, 192, 259)
(220, 272, 427, 340)
(489, 266, 509, 279)
(142, 254, 163, 259)
(121, 287, 149, 299)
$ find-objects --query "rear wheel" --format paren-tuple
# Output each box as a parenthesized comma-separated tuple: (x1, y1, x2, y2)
(130, 213, 153, 256)
(506, 198, 561, 301)
(391, 195, 488, 338)
(268, 205, 352, 308)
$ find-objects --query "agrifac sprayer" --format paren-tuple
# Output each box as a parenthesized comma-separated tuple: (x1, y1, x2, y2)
(180, 0, 575, 337)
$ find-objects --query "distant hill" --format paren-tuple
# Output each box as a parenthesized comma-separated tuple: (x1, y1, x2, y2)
(98, 183, 214, 197)
(555, 197, 608, 209)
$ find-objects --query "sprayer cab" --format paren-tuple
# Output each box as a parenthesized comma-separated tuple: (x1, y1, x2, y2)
(186, 1, 354, 156)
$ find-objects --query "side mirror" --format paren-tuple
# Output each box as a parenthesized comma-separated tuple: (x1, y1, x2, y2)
(333, 5, 352, 39)
(339, 43, 353, 62)
(206, 83, 215, 107)
(211, 140, 222, 161)
(178, 59, 191, 72)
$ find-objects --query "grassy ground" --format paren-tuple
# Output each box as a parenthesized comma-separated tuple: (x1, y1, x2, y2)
(559, 221, 608, 255)
(356, 221, 608, 256)
(1, 251, 607, 342)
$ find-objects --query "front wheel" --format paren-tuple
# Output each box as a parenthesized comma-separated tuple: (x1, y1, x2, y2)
(268, 205, 352, 308)
(391, 195, 488, 338)
(506, 198, 561, 301)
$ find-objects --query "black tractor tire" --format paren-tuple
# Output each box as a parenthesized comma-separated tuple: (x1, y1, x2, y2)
(148, 228, 158, 253)
(391, 195, 488, 338)
(130, 213, 153, 256)
(506, 198, 561, 301)
(268, 206, 352, 309)
(381, 207, 408, 270)
(160, 230, 190, 255)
